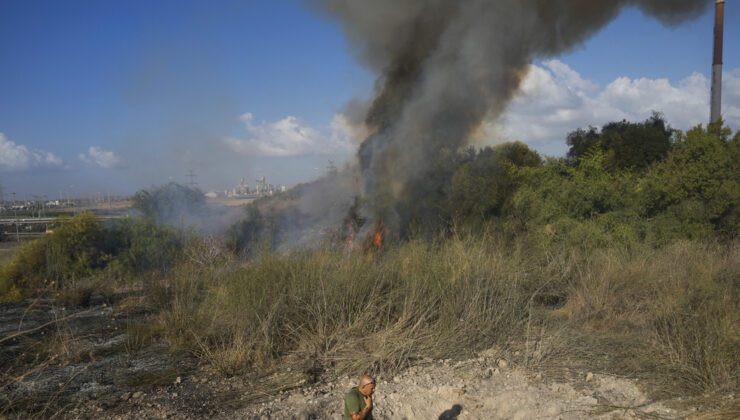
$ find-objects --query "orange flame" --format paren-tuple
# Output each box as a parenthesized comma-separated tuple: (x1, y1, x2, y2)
(346, 222, 355, 247)
(373, 230, 383, 249)
(373, 220, 384, 250)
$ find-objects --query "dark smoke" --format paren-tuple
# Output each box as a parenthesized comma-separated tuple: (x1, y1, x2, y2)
(318, 0, 711, 236)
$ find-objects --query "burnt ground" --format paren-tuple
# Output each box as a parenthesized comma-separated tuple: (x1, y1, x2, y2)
(1, 296, 736, 419)
(2, 294, 222, 419)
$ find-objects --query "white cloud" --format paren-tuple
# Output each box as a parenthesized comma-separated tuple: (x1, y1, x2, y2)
(223, 112, 356, 157)
(0, 133, 65, 172)
(489, 60, 740, 155)
(78, 146, 127, 169)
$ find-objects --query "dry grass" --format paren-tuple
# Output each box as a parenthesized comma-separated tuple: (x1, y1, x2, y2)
(160, 234, 537, 377)
(156, 235, 738, 402)
(556, 242, 739, 396)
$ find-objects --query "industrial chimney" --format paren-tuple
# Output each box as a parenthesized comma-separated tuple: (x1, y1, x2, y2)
(711, 0, 725, 124)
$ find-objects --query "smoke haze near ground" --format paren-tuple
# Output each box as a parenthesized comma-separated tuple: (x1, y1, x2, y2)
(316, 0, 711, 234)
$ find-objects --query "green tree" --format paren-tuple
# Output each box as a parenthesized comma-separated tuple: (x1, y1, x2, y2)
(449, 142, 541, 224)
(567, 113, 673, 171)
(132, 182, 206, 224)
(640, 124, 739, 241)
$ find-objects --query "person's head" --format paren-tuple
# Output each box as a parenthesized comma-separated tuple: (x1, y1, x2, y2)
(358, 374, 376, 396)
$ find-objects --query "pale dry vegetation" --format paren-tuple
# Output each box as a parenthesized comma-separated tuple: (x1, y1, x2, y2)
(154, 234, 738, 404)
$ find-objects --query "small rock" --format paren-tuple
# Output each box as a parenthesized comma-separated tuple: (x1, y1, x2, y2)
(132, 391, 144, 399)
(393, 376, 401, 383)
(121, 392, 131, 401)
(586, 372, 594, 382)
(174, 376, 182, 385)
(498, 359, 509, 369)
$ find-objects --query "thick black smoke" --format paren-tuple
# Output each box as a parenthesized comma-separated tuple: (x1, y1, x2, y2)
(318, 0, 711, 236)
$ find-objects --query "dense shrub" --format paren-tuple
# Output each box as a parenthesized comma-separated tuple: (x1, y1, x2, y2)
(494, 123, 737, 247)
(107, 217, 183, 275)
(639, 125, 739, 241)
(225, 121, 736, 255)
(0, 213, 184, 300)
(449, 142, 542, 225)
(0, 213, 108, 296)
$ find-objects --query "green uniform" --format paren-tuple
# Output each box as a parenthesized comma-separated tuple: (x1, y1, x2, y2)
(343, 387, 373, 420)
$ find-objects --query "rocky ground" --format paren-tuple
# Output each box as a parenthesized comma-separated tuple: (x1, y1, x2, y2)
(0, 297, 730, 419)
(231, 357, 689, 420)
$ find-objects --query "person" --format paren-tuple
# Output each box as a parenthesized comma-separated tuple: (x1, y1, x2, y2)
(343, 374, 376, 420)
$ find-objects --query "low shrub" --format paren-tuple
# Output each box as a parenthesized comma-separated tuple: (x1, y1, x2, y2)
(0, 213, 185, 301)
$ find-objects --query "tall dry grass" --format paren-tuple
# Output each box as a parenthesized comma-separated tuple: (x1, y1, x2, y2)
(160, 234, 539, 376)
(558, 241, 739, 396)
(157, 235, 738, 398)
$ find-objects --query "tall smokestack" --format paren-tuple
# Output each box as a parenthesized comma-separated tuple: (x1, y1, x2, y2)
(711, 0, 725, 124)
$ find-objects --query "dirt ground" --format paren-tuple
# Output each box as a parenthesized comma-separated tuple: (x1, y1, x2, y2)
(0, 297, 733, 419)
(229, 358, 689, 420)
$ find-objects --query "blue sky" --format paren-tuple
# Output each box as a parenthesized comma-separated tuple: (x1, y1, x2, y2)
(0, 0, 737, 197)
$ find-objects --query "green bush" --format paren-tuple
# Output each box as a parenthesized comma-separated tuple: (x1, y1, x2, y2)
(0, 213, 185, 301)
(107, 217, 183, 275)
(639, 125, 739, 241)
(449, 142, 541, 225)
(0, 213, 108, 296)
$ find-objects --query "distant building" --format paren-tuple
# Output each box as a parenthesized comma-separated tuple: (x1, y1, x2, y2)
(223, 176, 286, 199)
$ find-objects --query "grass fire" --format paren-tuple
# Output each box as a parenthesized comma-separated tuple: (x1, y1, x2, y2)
(0, 0, 738, 419)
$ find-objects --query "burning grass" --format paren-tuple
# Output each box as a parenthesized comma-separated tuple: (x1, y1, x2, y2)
(157, 234, 739, 401)
(1, 214, 736, 412)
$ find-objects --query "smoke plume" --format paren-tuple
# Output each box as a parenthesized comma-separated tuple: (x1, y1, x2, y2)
(318, 0, 711, 236)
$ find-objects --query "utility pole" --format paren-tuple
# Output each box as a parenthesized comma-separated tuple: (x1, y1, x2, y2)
(327, 160, 338, 176)
(185, 169, 198, 188)
(11, 192, 19, 242)
(710, 0, 725, 124)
